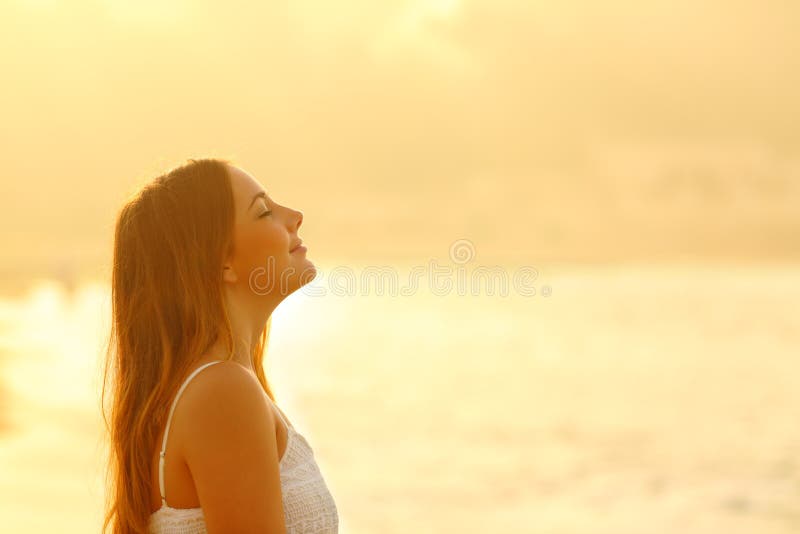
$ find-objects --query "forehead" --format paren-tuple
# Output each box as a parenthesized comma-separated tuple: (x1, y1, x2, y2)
(227, 165, 266, 206)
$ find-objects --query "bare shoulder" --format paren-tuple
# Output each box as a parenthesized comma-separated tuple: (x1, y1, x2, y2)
(180, 360, 265, 408)
(179, 361, 286, 533)
(177, 361, 270, 426)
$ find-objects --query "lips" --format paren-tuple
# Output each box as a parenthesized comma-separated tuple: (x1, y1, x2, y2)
(289, 240, 303, 253)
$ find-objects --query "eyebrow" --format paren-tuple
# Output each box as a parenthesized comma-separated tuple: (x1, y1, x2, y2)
(248, 191, 267, 211)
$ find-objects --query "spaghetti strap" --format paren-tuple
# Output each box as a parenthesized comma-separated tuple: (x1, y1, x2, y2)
(158, 360, 224, 507)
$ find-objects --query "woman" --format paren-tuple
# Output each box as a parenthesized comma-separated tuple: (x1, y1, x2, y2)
(101, 158, 338, 533)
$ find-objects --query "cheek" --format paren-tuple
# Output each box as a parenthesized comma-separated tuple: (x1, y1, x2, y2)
(234, 223, 289, 271)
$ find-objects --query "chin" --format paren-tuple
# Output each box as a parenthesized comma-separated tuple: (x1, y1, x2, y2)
(297, 263, 318, 286)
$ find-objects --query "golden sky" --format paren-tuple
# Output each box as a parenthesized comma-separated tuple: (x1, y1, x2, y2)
(1, 0, 798, 273)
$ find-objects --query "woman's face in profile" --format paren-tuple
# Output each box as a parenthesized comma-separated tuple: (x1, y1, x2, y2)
(223, 164, 316, 300)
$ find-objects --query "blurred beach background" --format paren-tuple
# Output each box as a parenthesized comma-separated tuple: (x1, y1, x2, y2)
(1, 1, 798, 532)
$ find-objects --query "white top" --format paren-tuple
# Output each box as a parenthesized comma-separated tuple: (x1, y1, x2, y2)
(148, 361, 339, 533)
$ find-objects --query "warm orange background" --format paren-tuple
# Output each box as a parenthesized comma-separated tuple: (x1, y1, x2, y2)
(0, 1, 798, 533)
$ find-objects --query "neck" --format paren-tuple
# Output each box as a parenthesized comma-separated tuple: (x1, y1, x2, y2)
(202, 290, 280, 374)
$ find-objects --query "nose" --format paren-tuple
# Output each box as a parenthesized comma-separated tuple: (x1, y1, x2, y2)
(292, 209, 303, 231)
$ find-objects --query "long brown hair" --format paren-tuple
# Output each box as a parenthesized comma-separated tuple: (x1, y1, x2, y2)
(100, 157, 276, 533)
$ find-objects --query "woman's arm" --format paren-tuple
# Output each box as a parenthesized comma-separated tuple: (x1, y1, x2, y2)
(182, 361, 286, 534)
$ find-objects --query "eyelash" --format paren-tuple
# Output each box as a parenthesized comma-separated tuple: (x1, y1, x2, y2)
(259, 210, 272, 218)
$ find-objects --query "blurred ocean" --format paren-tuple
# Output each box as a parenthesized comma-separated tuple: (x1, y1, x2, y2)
(0, 261, 798, 533)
